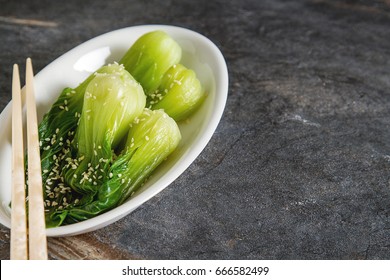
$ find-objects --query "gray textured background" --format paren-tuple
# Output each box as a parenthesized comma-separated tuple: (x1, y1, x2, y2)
(1, 0, 390, 259)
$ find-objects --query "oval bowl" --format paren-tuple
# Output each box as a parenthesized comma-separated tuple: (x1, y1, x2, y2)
(0, 25, 228, 236)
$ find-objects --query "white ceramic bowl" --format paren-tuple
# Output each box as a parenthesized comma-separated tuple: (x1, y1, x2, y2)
(0, 25, 228, 236)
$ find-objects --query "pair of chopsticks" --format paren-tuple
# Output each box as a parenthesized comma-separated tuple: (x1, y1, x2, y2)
(11, 58, 47, 260)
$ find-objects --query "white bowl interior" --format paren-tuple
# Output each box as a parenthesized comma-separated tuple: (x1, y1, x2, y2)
(0, 25, 228, 236)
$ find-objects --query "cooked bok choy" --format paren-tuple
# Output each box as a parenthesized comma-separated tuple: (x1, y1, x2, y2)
(35, 29, 207, 227)
(39, 64, 130, 216)
(120, 30, 205, 121)
(149, 64, 206, 122)
(119, 30, 182, 95)
(53, 109, 181, 224)
(63, 64, 145, 195)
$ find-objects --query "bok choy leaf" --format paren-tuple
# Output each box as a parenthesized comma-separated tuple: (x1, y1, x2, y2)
(50, 109, 181, 224)
(63, 63, 146, 195)
(119, 30, 182, 95)
(148, 63, 206, 122)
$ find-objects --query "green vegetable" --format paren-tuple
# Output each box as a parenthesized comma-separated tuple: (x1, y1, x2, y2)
(51, 109, 181, 224)
(36, 30, 207, 227)
(119, 30, 182, 95)
(63, 63, 145, 195)
(38, 66, 108, 223)
(40, 64, 146, 226)
(120, 31, 205, 121)
(149, 63, 206, 122)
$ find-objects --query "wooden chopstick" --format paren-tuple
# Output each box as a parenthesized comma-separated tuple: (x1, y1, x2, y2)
(10, 58, 48, 260)
(25, 58, 48, 260)
(10, 64, 28, 260)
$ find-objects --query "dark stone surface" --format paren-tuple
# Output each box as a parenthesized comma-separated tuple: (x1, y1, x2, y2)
(1, 0, 390, 259)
